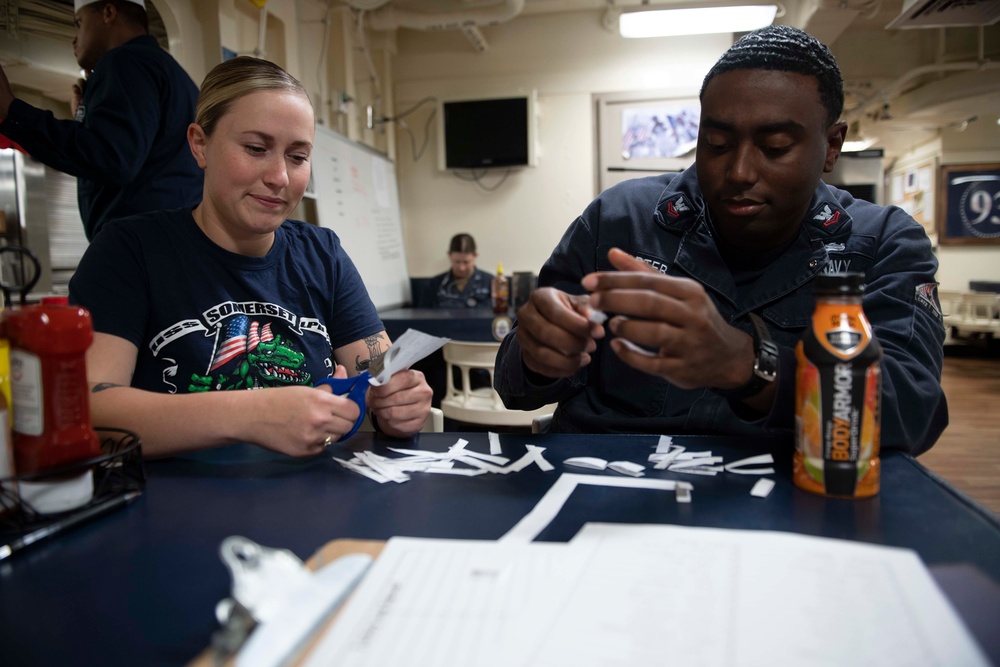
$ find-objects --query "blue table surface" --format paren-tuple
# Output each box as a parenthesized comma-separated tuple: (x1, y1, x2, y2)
(2, 431, 998, 666)
(379, 306, 501, 342)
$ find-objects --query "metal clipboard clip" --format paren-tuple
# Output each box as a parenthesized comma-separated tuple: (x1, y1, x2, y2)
(212, 536, 371, 667)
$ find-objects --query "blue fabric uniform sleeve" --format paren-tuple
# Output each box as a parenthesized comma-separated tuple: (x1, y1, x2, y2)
(861, 210, 948, 455)
(1, 50, 161, 184)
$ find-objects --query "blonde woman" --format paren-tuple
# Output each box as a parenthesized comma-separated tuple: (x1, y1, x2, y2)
(69, 57, 432, 457)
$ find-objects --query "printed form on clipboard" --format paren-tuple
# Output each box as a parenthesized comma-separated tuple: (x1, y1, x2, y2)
(300, 524, 988, 667)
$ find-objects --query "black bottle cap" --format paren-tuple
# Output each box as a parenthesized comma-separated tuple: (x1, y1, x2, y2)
(814, 272, 865, 296)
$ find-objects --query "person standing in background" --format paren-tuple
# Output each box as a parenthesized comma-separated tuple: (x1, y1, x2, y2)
(418, 233, 494, 308)
(0, 0, 202, 240)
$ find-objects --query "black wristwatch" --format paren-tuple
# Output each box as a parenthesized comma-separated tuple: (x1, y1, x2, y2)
(715, 312, 778, 401)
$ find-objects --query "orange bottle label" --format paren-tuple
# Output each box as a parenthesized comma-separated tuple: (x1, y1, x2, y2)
(794, 301, 881, 498)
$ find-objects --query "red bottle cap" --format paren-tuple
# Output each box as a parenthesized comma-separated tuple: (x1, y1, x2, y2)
(40, 295, 70, 306)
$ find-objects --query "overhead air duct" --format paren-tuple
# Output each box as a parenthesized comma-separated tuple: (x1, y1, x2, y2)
(364, 0, 525, 51)
(886, 0, 1000, 29)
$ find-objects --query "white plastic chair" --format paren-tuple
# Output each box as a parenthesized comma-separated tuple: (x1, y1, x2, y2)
(954, 292, 1000, 336)
(440, 341, 556, 427)
(938, 290, 966, 344)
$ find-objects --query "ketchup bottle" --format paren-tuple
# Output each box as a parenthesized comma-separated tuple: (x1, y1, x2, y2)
(5, 296, 99, 511)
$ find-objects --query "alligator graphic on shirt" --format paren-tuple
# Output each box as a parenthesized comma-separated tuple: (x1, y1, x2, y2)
(189, 330, 311, 392)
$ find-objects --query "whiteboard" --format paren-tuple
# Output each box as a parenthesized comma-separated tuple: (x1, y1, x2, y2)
(311, 125, 410, 310)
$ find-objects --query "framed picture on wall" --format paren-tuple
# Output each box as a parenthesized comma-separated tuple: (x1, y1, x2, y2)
(936, 163, 1000, 245)
(595, 92, 699, 193)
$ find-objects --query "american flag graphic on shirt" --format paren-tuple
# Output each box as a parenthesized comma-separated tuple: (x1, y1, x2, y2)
(209, 316, 276, 371)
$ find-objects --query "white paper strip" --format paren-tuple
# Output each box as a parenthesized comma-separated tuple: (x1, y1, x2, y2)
(500, 474, 682, 543)
(675, 482, 693, 503)
(355, 451, 410, 484)
(674, 451, 714, 460)
(750, 478, 776, 498)
(333, 457, 390, 484)
(459, 450, 510, 466)
(668, 457, 724, 469)
(608, 461, 645, 477)
(651, 446, 684, 470)
(526, 445, 555, 472)
(368, 329, 449, 386)
(666, 467, 720, 476)
(423, 467, 489, 476)
(457, 456, 508, 474)
(725, 454, 776, 475)
(489, 431, 502, 456)
(501, 452, 535, 474)
(564, 457, 608, 470)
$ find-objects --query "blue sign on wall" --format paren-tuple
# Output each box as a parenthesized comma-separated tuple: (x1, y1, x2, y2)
(939, 164, 1000, 245)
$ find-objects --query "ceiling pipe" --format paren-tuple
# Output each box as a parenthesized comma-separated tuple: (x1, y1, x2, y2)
(366, 0, 525, 32)
(844, 60, 999, 123)
(845, 26, 996, 124)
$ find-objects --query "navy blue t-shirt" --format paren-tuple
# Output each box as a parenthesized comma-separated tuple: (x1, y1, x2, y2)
(69, 208, 384, 394)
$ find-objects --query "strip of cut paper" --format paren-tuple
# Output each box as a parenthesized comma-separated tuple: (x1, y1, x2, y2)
(500, 473, 694, 543)
(334, 436, 551, 484)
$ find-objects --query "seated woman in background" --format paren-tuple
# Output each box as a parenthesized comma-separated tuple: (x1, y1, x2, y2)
(418, 233, 493, 308)
(69, 56, 432, 458)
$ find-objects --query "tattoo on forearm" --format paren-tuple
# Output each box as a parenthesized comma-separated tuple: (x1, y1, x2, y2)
(355, 334, 386, 372)
(92, 383, 125, 393)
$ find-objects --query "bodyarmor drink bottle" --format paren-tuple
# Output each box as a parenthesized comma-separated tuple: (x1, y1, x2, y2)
(794, 273, 882, 498)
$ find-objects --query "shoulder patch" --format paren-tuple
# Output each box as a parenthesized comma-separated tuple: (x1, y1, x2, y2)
(665, 195, 691, 218)
(915, 283, 942, 321)
(809, 202, 849, 234)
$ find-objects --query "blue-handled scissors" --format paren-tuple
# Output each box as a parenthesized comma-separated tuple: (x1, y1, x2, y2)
(314, 371, 372, 442)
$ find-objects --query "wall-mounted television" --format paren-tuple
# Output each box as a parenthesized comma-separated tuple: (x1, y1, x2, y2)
(437, 92, 537, 171)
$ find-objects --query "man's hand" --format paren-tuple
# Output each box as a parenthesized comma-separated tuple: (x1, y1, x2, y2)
(71, 78, 86, 118)
(367, 368, 433, 437)
(514, 287, 606, 379)
(583, 247, 755, 391)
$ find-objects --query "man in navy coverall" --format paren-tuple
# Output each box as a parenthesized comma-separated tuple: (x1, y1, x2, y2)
(495, 25, 947, 456)
(0, 0, 202, 240)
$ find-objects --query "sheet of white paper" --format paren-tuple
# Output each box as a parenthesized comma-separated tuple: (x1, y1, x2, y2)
(488, 432, 502, 456)
(499, 473, 680, 543)
(301, 537, 591, 667)
(369, 329, 449, 385)
(302, 526, 988, 667)
(554, 523, 989, 667)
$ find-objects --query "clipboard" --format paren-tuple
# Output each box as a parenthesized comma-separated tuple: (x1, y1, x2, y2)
(188, 539, 386, 667)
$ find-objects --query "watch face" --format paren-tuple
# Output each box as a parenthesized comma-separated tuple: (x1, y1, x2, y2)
(754, 362, 777, 381)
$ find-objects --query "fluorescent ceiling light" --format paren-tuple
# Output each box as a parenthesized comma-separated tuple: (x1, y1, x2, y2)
(619, 5, 778, 38)
(842, 137, 877, 152)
